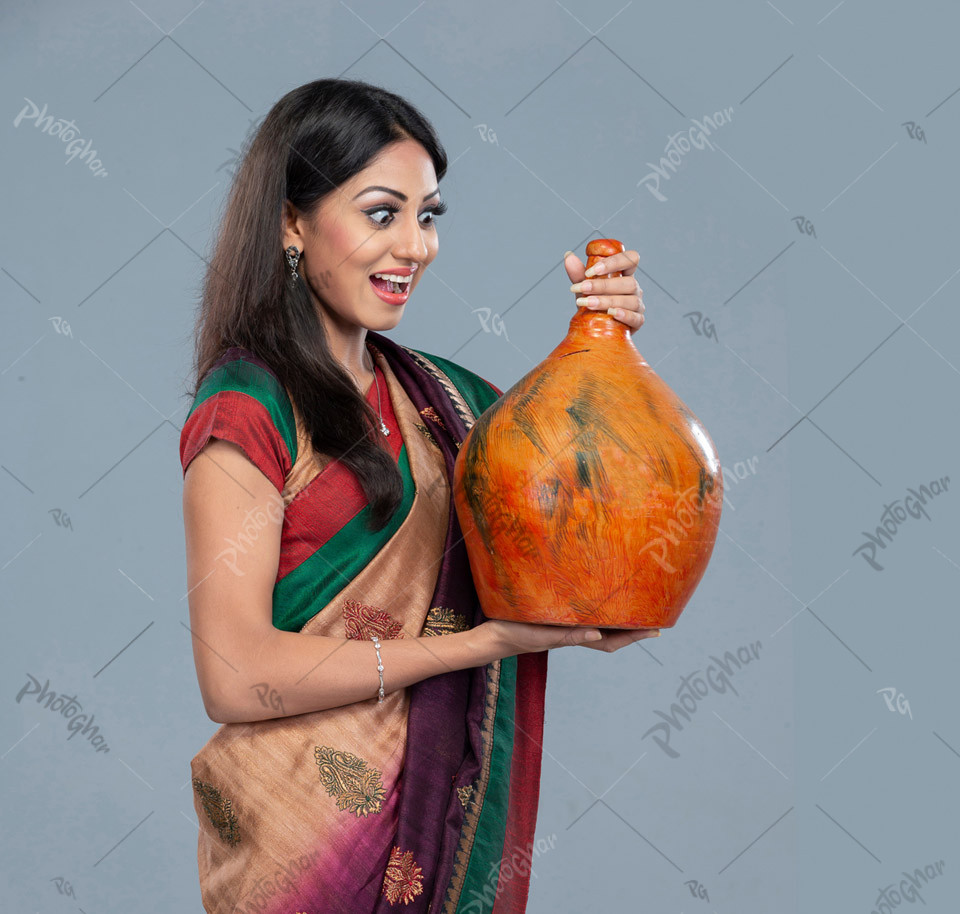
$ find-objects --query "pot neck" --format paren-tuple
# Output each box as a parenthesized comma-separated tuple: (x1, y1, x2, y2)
(567, 306, 632, 342)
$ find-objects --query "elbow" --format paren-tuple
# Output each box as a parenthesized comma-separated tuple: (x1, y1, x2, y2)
(202, 692, 229, 724)
(205, 703, 229, 724)
(199, 680, 236, 724)
(196, 627, 280, 724)
(202, 679, 264, 724)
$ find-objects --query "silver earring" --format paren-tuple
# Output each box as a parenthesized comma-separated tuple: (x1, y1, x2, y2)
(285, 245, 301, 282)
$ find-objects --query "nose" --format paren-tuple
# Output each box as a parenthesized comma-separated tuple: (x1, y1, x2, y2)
(392, 211, 430, 264)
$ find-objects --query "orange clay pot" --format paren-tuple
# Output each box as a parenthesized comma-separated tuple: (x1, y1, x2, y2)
(452, 239, 723, 629)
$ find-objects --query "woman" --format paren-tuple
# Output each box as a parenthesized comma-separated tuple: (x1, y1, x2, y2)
(179, 77, 657, 914)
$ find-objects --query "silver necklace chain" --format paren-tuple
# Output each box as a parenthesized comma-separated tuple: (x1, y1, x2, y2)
(347, 346, 389, 437)
(372, 362, 389, 436)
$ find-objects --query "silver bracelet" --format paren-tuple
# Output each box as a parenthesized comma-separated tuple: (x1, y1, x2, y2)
(370, 634, 385, 703)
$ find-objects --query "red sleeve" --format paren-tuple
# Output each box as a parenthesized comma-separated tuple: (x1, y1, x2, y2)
(180, 389, 294, 494)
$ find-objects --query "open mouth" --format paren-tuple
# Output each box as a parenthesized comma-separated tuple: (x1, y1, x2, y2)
(369, 273, 412, 304)
(370, 275, 407, 294)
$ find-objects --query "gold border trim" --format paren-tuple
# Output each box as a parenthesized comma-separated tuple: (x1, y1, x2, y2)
(441, 659, 502, 913)
(398, 347, 505, 914)
(401, 347, 478, 431)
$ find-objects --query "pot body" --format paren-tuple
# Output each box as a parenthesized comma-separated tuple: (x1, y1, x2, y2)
(452, 306, 723, 629)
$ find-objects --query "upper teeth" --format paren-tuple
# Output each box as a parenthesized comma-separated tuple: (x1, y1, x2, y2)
(373, 273, 413, 284)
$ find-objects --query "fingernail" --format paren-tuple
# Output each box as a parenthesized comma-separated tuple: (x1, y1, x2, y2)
(576, 296, 600, 307)
(585, 631, 602, 641)
(563, 250, 574, 258)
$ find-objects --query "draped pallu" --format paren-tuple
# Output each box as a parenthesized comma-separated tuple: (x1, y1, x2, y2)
(179, 332, 548, 914)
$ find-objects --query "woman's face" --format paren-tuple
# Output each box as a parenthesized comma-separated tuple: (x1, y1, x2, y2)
(282, 138, 444, 339)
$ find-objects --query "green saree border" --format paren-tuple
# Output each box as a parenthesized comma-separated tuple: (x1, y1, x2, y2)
(402, 348, 518, 914)
(455, 655, 518, 912)
(274, 443, 416, 633)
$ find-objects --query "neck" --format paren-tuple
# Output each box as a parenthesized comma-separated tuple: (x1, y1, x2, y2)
(326, 327, 375, 394)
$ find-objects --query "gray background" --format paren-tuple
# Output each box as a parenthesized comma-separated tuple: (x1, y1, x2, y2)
(2, 0, 957, 911)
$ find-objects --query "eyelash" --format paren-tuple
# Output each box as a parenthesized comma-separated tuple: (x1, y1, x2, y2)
(365, 200, 448, 229)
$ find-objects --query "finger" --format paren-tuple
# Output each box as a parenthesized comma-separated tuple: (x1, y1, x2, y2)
(567, 626, 602, 645)
(608, 307, 644, 330)
(620, 249, 641, 277)
(575, 627, 626, 649)
(570, 276, 640, 296)
(584, 249, 640, 278)
(580, 630, 638, 652)
(612, 628, 660, 648)
(575, 297, 645, 329)
(563, 250, 585, 283)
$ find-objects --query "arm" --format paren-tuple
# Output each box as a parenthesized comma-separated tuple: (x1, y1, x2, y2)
(182, 438, 503, 724)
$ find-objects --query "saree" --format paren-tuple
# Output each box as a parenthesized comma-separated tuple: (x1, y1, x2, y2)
(179, 330, 548, 914)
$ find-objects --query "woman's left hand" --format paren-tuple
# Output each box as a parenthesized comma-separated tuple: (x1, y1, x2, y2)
(563, 248, 645, 332)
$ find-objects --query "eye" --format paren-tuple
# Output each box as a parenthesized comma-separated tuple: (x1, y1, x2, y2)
(365, 205, 398, 227)
(420, 200, 448, 226)
(364, 200, 448, 229)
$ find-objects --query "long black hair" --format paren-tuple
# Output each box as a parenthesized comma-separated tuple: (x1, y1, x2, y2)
(186, 78, 448, 530)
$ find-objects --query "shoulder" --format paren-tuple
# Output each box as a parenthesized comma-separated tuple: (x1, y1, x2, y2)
(404, 347, 504, 408)
(179, 347, 297, 492)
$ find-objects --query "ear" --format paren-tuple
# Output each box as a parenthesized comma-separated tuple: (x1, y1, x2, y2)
(281, 199, 303, 250)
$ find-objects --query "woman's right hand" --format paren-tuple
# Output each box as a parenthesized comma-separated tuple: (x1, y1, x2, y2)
(478, 618, 660, 658)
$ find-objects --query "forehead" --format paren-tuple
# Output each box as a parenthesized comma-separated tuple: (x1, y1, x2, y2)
(347, 139, 438, 192)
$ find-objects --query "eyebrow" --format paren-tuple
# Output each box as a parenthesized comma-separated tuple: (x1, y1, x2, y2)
(352, 185, 441, 203)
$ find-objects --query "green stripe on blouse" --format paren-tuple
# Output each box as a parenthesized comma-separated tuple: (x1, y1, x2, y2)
(190, 357, 298, 466)
(272, 442, 416, 632)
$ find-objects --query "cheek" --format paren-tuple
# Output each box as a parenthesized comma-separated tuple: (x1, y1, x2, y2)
(310, 216, 359, 268)
(320, 223, 350, 260)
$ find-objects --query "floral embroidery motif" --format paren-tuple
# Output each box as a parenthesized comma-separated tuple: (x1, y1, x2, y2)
(192, 777, 240, 847)
(456, 784, 473, 809)
(421, 606, 471, 637)
(382, 845, 424, 905)
(314, 746, 386, 817)
(342, 599, 404, 641)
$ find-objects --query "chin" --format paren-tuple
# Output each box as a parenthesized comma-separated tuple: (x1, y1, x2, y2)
(366, 311, 405, 332)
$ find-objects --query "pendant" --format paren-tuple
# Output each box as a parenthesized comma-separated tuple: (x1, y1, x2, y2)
(380, 419, 390, 436)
